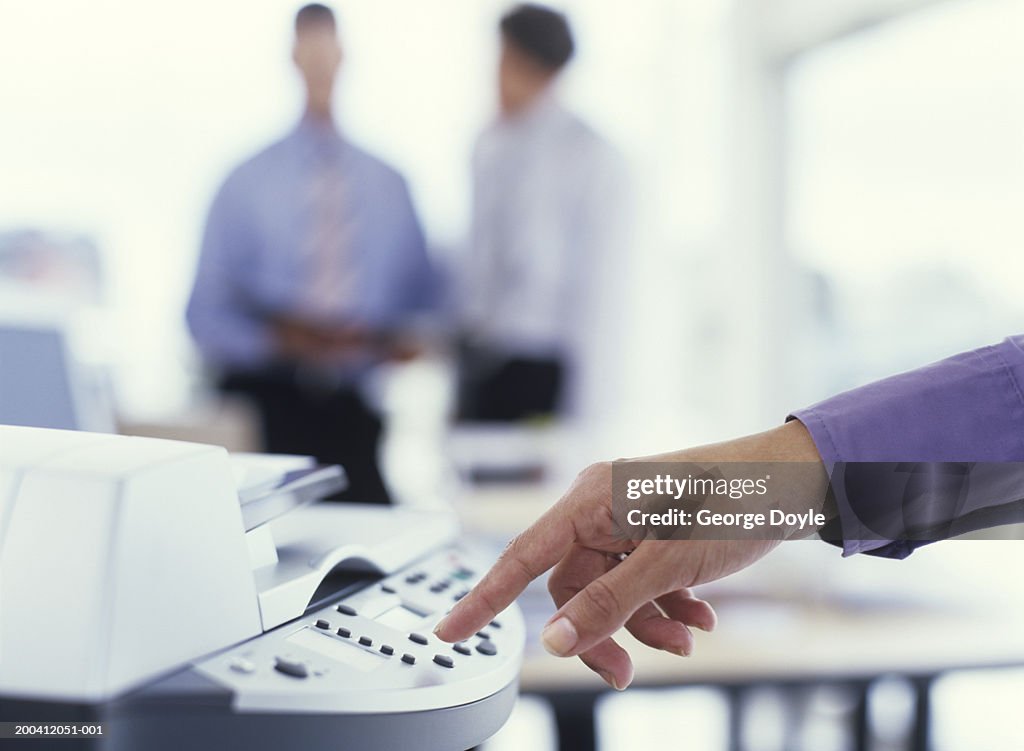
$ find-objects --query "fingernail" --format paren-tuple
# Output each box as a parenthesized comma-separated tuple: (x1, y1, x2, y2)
(614, 664, 635, 691)
(671, 645, 692, 657)
(697, 602, 717, 632)
(433, 617, 449, 637)
(598, 670, 622, 690)
(540, 617, 578, 657)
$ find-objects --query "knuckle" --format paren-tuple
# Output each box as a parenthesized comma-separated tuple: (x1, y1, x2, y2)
(581, 461, 612, 482)
(546, 575, 559, 597)
(571, 463, 597, 488)
(476, 587, 503, 619)
(504, 532, 526, 555)
(495, 535, 541, 586)
(509, 554, 533, 582)
(565, 461, 613, 513)
(496, 537, 522, 568)
(581, 577, 624, 623)
(546, 572, 574, 601)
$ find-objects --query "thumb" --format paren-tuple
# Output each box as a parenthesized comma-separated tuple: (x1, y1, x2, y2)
(540, 547, 665, 658)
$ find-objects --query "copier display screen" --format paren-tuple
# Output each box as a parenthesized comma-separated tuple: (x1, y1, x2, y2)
(375, 605, 427, 631)
(287, 629, 383, 672)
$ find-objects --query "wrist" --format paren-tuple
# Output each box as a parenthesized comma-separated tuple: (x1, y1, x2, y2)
(623, 421, 833, 541)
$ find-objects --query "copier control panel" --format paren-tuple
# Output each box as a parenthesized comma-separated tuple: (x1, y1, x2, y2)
(194, 546, 523, 716)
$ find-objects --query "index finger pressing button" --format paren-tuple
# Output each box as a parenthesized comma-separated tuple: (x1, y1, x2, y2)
(435, 510, 576, 641)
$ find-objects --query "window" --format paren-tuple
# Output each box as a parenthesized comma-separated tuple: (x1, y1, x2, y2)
(788, 0, 1024, 397)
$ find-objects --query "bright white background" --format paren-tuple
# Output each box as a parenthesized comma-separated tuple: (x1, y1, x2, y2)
(788, 0, 1024, 399)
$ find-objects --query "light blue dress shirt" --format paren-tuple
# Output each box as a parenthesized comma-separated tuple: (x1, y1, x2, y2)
(187, 117, 435, 372)
(463, 95, 626, 358)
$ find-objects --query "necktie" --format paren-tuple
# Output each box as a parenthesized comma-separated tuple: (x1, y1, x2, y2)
(304, 150, 355, 318)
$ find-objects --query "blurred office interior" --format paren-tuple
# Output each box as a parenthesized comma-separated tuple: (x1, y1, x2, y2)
(1, 0, 1023, 749)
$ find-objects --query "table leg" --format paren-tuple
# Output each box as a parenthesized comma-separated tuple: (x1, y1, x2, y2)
(546, 691, 599, 751)
(725, 686, 745, 751)
(910, 676, 933, 751)
(852, 680, 872, 751)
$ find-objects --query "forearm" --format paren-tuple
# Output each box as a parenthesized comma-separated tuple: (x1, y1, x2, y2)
(646, 420, 822, 463)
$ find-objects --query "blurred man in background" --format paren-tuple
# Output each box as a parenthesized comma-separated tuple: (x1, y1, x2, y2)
(187, 3, 435, 504)
(457, 3, 627, 424)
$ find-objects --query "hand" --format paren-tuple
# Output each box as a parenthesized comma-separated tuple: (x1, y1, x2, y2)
(361, 330, 427, 363)
(272, 318, 369, 361)
(272, 317, 333, 360)
(434, 420, 826, 690)
(321, 324, 372, 354)
(383, 337, 425, 363)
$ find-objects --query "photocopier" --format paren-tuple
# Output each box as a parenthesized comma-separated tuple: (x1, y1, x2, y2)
(0, 426, 524, 750)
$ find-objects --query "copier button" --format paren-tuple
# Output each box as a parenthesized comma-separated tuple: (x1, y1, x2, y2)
(229, 658, 255, 674)
(476, 641, 497, 656)
(405, 575, 419, 584)
(433, 654, 455, 668)
(401, 654, 416, 665)
(315, 619, 330, 630)
(274, 657, 309, 678)
(490, 620, 502, 629)
(380, 644, 395, 655)
(336, 604, 357, 616)
(337, 627, 351, 638)
(381, 585, 396, 594)
(453, 591, 468, 602)
(408, 633, 428, 645)
(359, 636, 373, 647)
(476, 630, 492, 640)
(453, 643, 471, 656)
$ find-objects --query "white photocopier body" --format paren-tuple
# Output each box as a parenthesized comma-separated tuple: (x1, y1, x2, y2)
(0, 427, 524, 750)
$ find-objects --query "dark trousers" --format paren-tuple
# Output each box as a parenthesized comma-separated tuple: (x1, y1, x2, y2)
(220, 369, 391, 504)
(456, 345, 564, 423)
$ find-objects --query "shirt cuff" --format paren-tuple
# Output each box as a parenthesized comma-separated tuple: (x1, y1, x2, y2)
(789, 335, 1024, 558)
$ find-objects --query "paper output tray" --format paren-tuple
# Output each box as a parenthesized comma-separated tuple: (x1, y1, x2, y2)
(251, 504, 460, 630)
(238, 465, 347, 531)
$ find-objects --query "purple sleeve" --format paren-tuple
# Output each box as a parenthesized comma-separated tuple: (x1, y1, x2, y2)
(790, 336, 1024, 558)
(186, 177, 275, 368)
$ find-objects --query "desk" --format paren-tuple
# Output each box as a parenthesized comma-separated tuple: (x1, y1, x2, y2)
(457, 485, 1024, 751)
